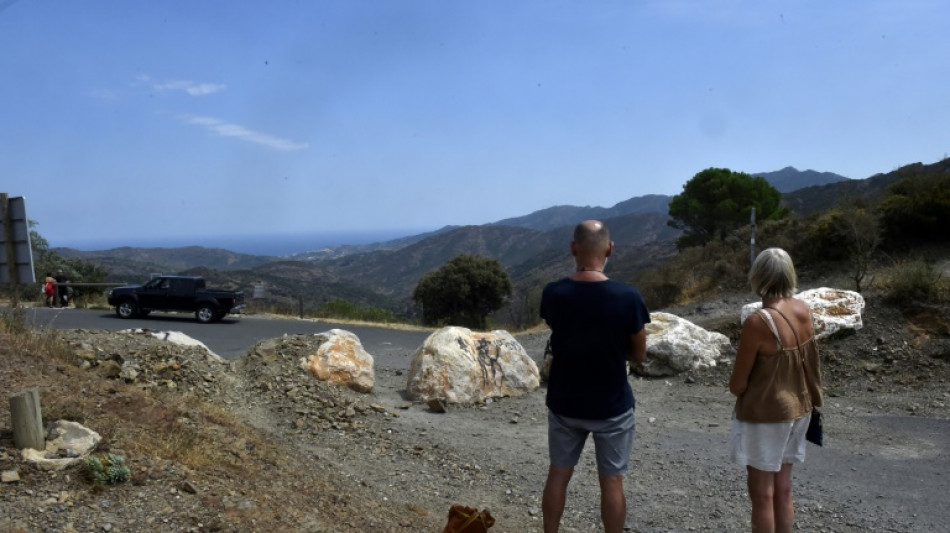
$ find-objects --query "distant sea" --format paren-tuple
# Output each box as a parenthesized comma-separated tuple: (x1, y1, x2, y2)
(57, 229, 432, 257)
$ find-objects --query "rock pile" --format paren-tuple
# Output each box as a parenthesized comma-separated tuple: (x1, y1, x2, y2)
(59, 329, 234, 399)
(55, 328, 393, 436)
(237, 334, 391, 434)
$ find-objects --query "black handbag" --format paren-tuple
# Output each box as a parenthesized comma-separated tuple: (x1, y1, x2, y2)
(806, 408, 823, 446)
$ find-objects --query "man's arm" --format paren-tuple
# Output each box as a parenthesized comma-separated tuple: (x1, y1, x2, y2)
(628, 328, 647, 364)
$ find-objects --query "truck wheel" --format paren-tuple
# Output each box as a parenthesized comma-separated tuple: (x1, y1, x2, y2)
(116, 300, 137, 319)
(196, 305, 216, 323)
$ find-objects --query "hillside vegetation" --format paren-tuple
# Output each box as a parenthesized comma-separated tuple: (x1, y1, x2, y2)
(47, 158, 950, 327)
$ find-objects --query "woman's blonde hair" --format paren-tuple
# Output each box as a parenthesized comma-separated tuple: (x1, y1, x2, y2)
(749, 247, 797, 298)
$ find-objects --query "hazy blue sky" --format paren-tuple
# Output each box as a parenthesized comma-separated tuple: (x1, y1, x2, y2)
(3, 1, 948, 253)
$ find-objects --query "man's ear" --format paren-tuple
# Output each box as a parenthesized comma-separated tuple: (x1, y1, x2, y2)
(605, 241, 614, 257)
(570, 241, 578, 257)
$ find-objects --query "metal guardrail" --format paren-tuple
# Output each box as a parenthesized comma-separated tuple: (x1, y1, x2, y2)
(53, 282, 128, 288)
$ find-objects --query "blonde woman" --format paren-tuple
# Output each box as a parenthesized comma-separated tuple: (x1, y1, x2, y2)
(729, 248, 823, 532)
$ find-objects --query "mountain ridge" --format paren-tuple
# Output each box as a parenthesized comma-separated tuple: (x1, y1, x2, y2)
(51, 162, 926, 313)
(53, 166, 849, 266)
(751, 166, 849, 193)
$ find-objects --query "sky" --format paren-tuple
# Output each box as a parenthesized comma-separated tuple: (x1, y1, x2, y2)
(2, 0, 948, 254)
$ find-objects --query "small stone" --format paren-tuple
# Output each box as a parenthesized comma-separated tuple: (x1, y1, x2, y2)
(427, 399, 447, 413)
(1, 470, 19, 483)
(180, 480, 198, 494)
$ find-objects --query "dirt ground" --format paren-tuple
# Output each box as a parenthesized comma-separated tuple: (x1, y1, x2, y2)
(1, 292, 949, 532)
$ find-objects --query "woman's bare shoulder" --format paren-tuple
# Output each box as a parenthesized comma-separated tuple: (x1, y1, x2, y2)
(790, 298, 817, 333)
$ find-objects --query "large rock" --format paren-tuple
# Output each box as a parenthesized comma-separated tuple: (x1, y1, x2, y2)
(741, 287, 865, 339)
(634, 312, 733, 377)
(407, 327, 540, 404)
(299, 329, 375, 393)
(21, 420, 102, 471)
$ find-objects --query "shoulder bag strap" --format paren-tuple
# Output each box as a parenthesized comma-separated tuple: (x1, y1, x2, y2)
(755, 309, 784, 350)
(764, 307, 802, 347)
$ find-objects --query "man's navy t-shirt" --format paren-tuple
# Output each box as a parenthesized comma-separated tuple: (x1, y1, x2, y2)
(540, 278, 650, 420)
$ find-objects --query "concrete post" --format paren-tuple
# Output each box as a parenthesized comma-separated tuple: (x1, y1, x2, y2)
(10, 388, 45, 451)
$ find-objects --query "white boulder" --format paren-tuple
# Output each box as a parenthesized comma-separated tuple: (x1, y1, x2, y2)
(407, 327, 540, 404)
(635, 312, 733, 377)
(741, 287, 865, 339)
(21, 420, 102, 471)
(299, 329, 375, 393)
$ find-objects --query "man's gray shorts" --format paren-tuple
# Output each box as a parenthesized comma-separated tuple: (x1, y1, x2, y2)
(548, 408, 636, 477)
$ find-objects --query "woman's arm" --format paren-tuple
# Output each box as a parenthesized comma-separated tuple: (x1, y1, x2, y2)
(729, 314, 767, 396)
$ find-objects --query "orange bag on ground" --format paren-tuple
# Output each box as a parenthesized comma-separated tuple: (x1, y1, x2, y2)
(442, 504, 495, 532)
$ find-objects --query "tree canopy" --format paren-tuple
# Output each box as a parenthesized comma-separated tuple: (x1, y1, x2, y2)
(412, 254, 512, 330)
(25, 222, 108, 303)
(878, 169, 950, 247)
(668, 167, 784, 248)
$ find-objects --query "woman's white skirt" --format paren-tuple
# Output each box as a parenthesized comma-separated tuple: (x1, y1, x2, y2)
(730, 412, 811, 472)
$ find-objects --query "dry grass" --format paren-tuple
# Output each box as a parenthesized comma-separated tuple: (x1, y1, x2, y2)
(0, 314, 276, 481)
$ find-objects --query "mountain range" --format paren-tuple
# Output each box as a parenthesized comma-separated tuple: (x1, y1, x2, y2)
(58, 163, 908, 311)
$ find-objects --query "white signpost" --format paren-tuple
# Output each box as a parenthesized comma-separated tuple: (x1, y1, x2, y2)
(3, 194, 45, 451)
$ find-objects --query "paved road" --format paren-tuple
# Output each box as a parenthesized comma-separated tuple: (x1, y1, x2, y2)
(17, 307, 431, 369)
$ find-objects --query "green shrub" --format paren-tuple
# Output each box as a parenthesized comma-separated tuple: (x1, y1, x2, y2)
(84, 453, 130, 486)
(315, 299, 397, 323)
(879, 169, 950, 247)
(413, 254, 512, 329)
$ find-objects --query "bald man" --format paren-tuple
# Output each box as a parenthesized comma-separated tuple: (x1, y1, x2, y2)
(539, 220, 650, 533)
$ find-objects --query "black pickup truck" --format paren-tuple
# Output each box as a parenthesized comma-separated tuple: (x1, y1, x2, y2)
(107, 275, 245, 323)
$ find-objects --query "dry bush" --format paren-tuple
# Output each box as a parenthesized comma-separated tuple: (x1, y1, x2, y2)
(1, 312, 74, 364)
(876, 260, 947, 305)
(636, 215, 871, 307)
(638, 237, 751, 307)
(96, 390, 258, 472)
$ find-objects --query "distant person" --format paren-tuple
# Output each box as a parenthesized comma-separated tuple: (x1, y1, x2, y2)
(729, 248, 823, 533)
(55, 270, 69, 307)
(42, 272, 56, 307)
(539, 220, 650, 533)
